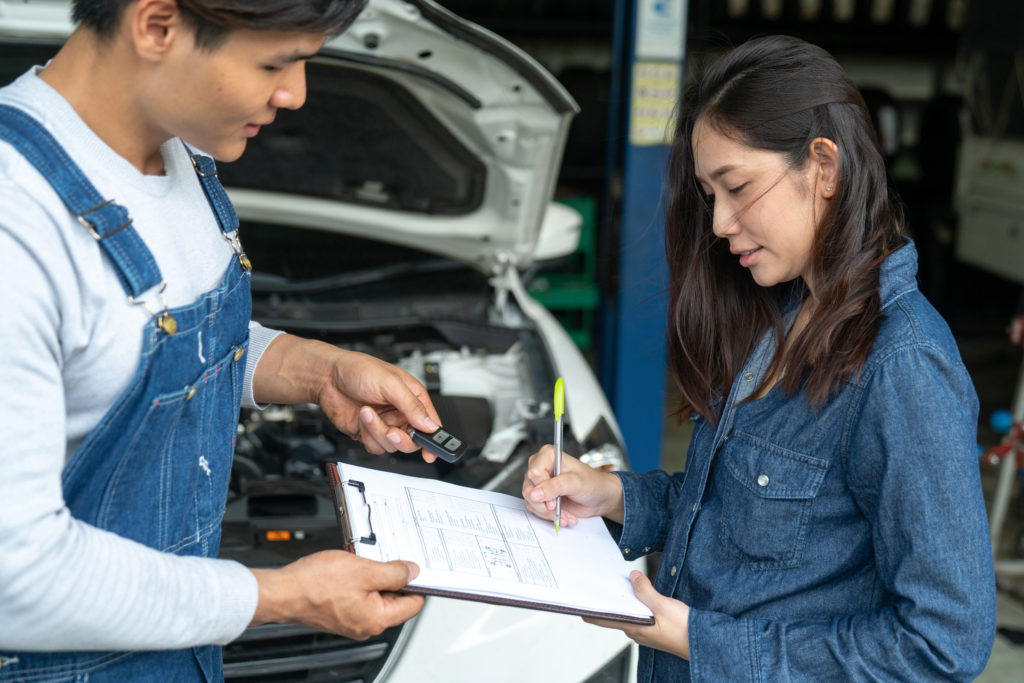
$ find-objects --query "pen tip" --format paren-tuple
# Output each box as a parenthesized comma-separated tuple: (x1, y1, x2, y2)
(555, 521, 560, 533)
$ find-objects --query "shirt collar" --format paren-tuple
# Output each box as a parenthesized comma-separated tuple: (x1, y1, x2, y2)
(879, 237, 919, 311)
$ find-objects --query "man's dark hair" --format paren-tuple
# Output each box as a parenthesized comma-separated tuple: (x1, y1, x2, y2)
(72, 0, 368, 49)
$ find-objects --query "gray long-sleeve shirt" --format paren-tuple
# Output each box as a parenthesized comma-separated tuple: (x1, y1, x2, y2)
(0, 67, 275, 651)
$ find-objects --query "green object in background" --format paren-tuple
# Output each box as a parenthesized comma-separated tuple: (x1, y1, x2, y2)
(528, 195, 601, 349)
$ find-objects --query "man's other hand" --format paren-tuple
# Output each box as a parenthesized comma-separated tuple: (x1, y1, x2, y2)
(250, 550, 424, 640)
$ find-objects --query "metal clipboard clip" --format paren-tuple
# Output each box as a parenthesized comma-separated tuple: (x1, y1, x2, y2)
(326, 464, 377, 551)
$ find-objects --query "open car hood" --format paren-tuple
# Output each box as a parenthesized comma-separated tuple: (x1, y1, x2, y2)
(0, 0, 580, 273)
(221, 0, 580, 274)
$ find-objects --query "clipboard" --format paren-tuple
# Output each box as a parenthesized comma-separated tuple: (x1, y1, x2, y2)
(325, 462, 654, 625)
(327, 463, 377, 551)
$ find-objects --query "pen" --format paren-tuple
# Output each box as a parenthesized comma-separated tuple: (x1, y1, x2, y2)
(553, 377, 564, 533)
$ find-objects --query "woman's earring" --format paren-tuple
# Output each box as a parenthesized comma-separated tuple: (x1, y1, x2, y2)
(826, 186, 833, 193)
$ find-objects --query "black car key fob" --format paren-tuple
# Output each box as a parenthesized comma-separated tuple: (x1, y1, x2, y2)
(408, 426, 468, 463)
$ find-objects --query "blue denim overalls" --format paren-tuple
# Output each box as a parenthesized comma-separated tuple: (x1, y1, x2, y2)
(0, 105, 251, 682)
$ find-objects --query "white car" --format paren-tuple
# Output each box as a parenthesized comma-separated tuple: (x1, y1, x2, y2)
(0, 1, 642, 681)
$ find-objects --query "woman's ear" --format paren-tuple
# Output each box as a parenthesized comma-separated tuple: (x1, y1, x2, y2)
(808, 137, 839, 198)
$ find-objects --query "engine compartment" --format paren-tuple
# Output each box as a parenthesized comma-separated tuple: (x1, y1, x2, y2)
(219, 317, 568, 568)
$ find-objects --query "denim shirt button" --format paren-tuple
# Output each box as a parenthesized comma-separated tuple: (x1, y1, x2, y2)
(757, 474, 770, 487)
(670, 565, 677, 577)
(744, 371, 755, 381)
(624, 548, 631, 555)
(643, 546, 651, 553)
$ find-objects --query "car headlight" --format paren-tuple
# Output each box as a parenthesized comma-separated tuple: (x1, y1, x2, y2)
(578, 417, 630, 472)
(579, 442, 628, 472)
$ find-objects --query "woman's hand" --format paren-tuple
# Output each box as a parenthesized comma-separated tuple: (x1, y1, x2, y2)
(583, 570, 691, 660)
(522, 444, 625, 526)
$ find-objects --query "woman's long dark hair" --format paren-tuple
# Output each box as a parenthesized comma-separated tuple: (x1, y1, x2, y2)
(667, 35, 904, 423)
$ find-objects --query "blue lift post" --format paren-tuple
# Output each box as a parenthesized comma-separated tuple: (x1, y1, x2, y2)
(603, 1, 688, 474)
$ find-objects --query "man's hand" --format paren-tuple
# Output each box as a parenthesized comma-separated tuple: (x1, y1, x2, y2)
(583, 570, 691, 660)
(250, 551, 425, 640)
(252, 334, 442, 460)
(316, 347, 441, 457)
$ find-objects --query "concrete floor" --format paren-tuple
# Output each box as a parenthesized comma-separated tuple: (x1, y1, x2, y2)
(656, 277, 1024, 679)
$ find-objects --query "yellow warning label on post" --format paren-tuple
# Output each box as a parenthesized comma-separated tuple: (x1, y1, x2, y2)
(629, 61, 680, 146)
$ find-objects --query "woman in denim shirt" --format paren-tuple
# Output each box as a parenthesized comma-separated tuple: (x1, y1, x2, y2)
(523, 36, 995, 681)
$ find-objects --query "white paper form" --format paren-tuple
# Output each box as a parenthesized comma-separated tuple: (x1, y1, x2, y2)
(334, 462, 652, 623)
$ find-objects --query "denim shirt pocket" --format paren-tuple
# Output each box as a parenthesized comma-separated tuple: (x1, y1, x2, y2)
(717, 431, 829, 570)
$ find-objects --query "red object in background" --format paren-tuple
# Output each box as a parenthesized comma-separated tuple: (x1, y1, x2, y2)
(983, 420, 1024, 468)
(1009, 316, 1024, 347)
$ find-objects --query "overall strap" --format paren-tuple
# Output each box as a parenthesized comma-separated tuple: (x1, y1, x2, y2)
(184, 144, 239, 235)
(0, 104, 162, 298)
(184, 143, 251, 271)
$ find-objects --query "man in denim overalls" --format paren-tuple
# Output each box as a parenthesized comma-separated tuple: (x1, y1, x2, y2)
(0, 1, 441, 680)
